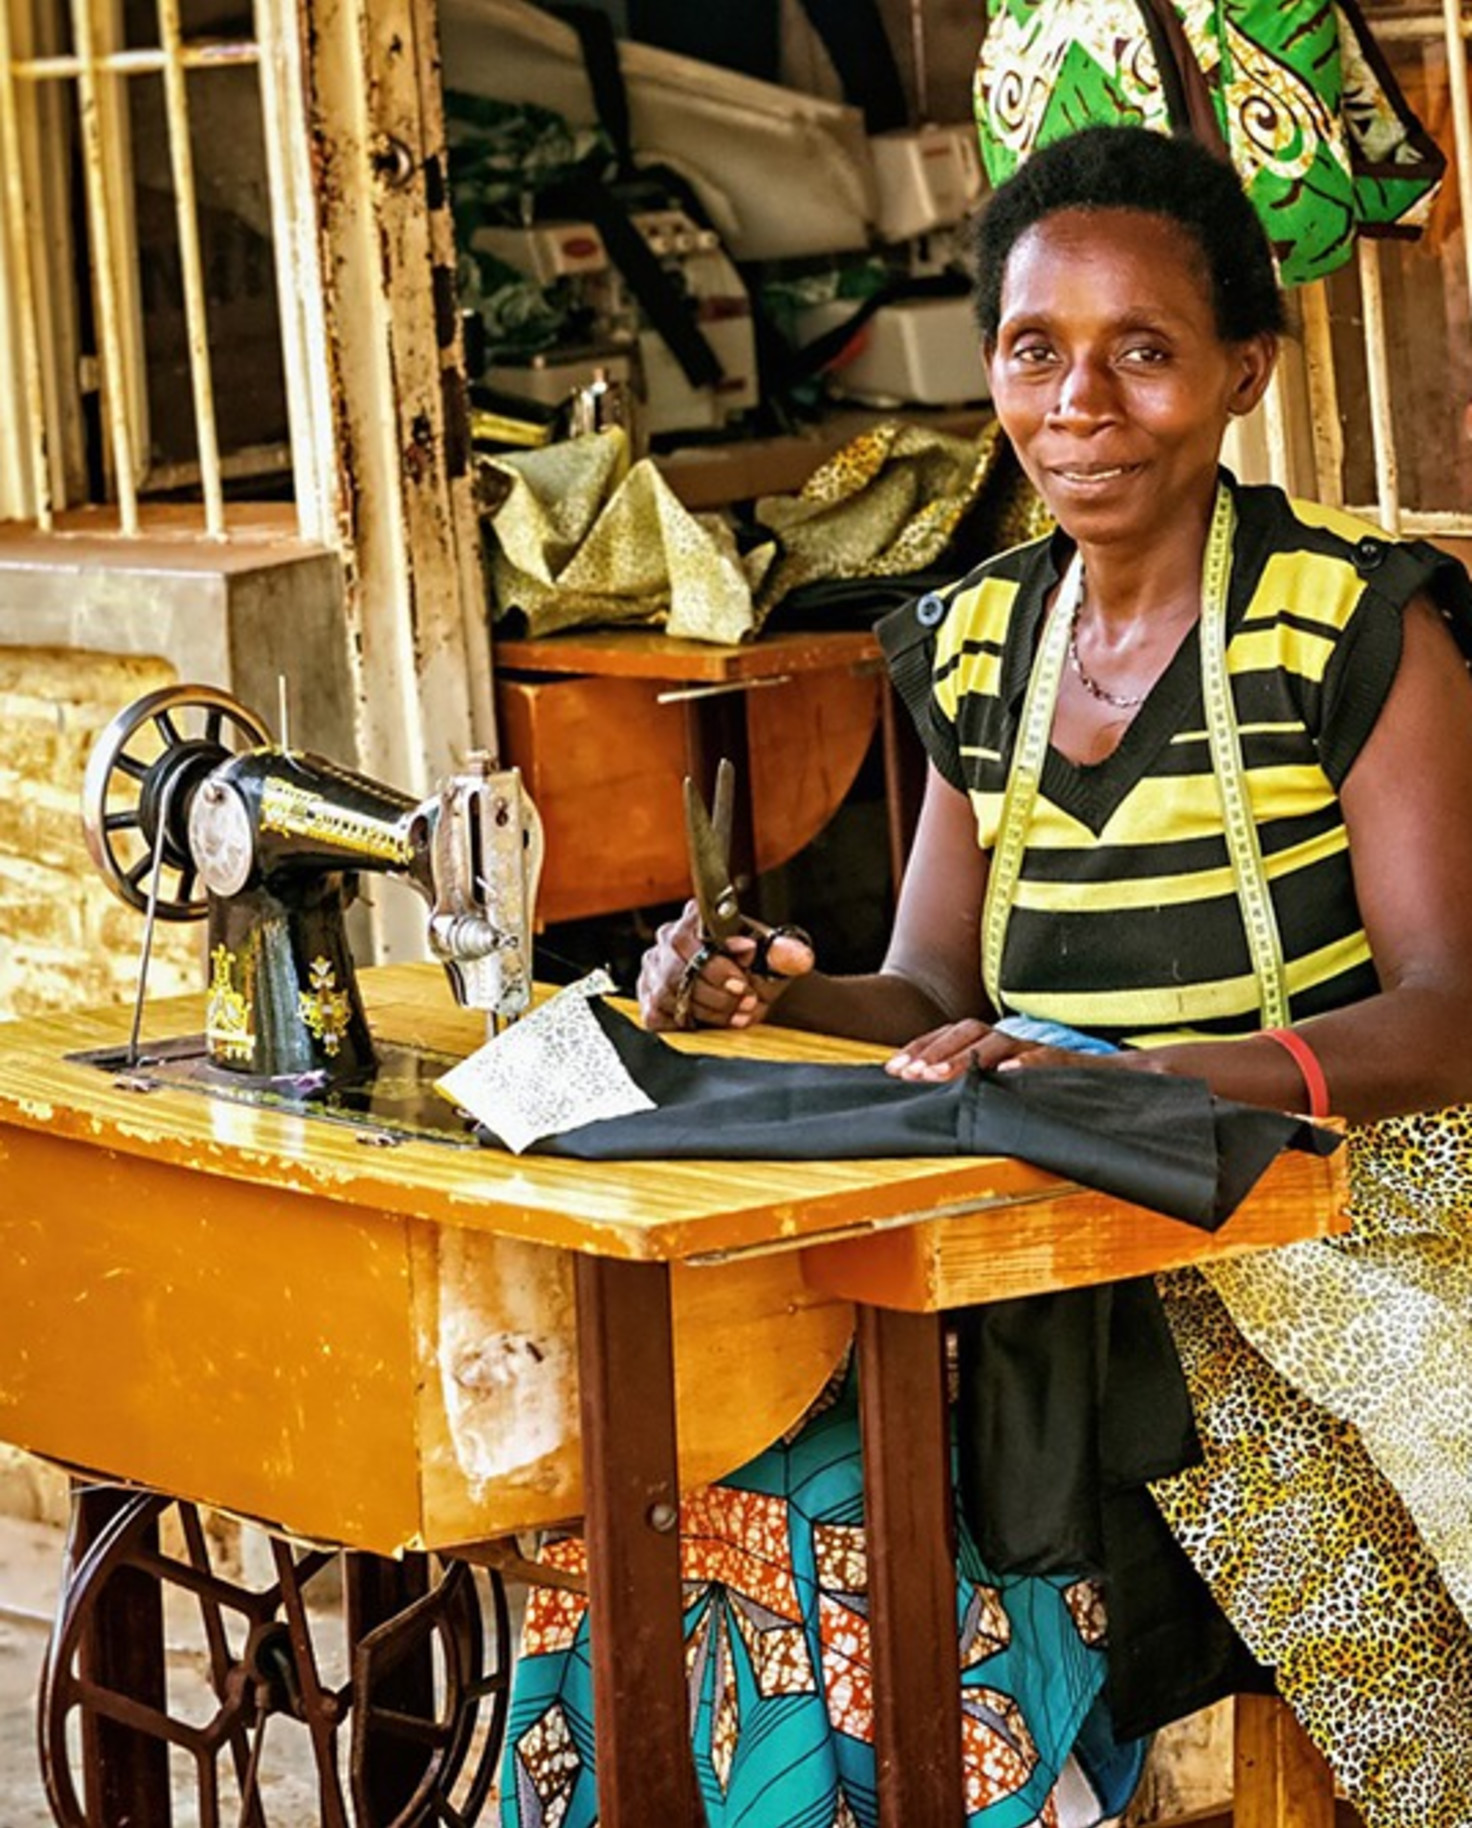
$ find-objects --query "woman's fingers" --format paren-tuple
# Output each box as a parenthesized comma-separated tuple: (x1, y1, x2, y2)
(638, 902, 705, 1029)
(638, 901, 762, 1031)
(638, 909, 821, 1032)
(886, 1019, 1037, 1079)
(724, 929, 815, 1021)
(753, 927, 816, 982)
(886, 1026, 1137, 1080)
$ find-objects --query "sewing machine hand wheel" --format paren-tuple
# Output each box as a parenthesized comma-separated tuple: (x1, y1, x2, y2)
(81, 684, 271, 919)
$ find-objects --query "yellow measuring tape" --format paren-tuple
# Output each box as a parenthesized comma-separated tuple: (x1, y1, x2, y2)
(981, 483, 1289, 1026)
(980, 550, 1079, 1013)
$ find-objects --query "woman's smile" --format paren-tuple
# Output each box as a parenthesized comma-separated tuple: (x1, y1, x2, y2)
(1047, 461, 1145, 486)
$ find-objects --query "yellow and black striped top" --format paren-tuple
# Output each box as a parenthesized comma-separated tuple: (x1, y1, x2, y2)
(880, 476, 1472, 1048)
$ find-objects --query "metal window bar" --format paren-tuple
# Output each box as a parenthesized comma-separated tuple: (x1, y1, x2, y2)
(251, 0, 336, 546)
(6, 0, 263, 537)
(0, 1, 54, 527)
(69, 0, 141, 533)
(156, 0, 224, 534)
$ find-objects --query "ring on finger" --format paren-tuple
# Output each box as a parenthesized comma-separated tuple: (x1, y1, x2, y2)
(671, 940, 723, 1030)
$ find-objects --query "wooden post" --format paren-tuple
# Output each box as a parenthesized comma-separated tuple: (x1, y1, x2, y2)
(856, 1303, 964, 1826)
(1234, 1693, 1337, 1828)
(575, 1255, 702, 1827)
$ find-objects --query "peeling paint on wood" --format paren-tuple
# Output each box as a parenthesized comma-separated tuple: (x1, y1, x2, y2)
(435, 1229, 576, 1494)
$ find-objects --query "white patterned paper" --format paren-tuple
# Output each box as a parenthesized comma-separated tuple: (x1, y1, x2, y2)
(435, 971, 654, 1153)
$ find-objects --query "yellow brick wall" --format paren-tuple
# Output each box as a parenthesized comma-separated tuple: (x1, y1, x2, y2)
(0, 648, 203, 1022)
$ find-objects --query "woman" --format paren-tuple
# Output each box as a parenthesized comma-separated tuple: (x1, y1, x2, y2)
(506, 126, 1472, 1828)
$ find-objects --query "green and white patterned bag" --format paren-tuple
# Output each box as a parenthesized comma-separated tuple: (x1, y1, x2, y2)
(974, 0, 1445, 287)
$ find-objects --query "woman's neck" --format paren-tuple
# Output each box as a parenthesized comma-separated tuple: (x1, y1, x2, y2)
(1070, 493, 1216, 632)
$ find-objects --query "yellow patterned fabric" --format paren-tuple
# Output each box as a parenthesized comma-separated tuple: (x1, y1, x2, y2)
(477, 421, 1050, 644)
(756, 418, 1050, 606)
(478, 428, 773, 643)
(1180, 1107, 1472, 1680)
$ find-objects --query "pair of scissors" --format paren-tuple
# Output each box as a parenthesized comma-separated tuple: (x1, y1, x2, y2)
(674, 757, 811, 1027)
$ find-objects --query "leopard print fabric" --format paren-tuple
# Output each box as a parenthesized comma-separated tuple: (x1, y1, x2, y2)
(1347, 1101, 1472, 1244)
(1149, 1110, 1472, 1828)
(1151, 1270, 1472, 1828)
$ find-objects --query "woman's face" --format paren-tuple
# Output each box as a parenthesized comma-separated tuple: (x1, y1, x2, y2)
(986, 208, 1275, 549)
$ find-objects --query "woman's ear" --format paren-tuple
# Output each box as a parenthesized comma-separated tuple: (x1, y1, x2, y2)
(1229, 332, 1278, 417)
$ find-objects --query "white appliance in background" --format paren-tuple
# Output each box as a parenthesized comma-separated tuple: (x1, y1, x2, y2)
(793, 292, 988, 409)
(472, 212, 760, 437)
(439, 0, 876, 262)
(480, 344, 640, 415)
(795, 123, 990, 409)
(470, 221, 610, 286)
(869, 123, 984, 246)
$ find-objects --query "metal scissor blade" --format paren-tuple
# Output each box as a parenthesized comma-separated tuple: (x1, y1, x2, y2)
(709, 756, 735, 861)
(683, 764, 743, 945)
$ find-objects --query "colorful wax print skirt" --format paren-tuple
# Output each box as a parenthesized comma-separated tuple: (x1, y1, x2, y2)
(499, 1370, 1145, 1828)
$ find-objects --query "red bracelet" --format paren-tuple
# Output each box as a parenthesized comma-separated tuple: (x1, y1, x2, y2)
(1259, 1027, 1332, 1119)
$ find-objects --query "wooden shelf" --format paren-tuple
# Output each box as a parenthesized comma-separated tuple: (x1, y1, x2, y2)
(493, 623, 881, 682)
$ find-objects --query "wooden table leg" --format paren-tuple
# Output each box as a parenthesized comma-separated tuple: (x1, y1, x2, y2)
(73, 1485, 172, 1828)
(1234, 1693, 1337, 1828)
(856, 1303, 964, 1826)
(575, 1255, 702, 1826)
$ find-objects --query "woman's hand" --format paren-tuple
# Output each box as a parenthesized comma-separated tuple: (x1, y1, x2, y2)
(637, 900, 816, 1032)
(886, 1018, 1144, 1080)
(886, 1017, 1037, 1079)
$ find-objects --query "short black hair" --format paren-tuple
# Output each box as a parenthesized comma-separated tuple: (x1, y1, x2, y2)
(972, 125, 1286, 344)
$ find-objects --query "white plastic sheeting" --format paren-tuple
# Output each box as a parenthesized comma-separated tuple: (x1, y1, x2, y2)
(438, 0, 877, 259)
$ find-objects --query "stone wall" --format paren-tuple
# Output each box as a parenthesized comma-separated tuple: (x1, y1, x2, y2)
(0, 646, 203, 1025)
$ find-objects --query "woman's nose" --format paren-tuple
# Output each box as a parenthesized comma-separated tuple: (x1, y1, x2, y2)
(1048, 359, 1117, 425)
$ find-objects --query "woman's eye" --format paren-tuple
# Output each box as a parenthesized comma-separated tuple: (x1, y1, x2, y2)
(1120, 344, 1169, 366)
(1011, 342, 1054, 365)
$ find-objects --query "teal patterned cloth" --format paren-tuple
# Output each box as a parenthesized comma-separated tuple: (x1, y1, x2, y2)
(499, 1369, 1144, 1827)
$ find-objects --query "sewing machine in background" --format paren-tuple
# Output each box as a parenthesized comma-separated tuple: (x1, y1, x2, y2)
(78, 685, 541, 1122)
(792, 122, 989, 409)
(472, 205, 760, 439)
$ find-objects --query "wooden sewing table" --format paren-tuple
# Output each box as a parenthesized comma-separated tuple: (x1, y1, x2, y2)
(0, 966, 1348, 1827)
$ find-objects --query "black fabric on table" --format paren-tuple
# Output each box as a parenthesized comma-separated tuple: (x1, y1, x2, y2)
(490, 1000, 1331, 1735)
(522, 999, 1335, 1234)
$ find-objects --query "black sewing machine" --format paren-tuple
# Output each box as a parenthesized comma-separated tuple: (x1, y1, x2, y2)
(79, 685, 541, 1121)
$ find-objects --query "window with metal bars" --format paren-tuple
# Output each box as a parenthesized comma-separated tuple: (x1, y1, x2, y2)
(0, 0, 294, 534)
